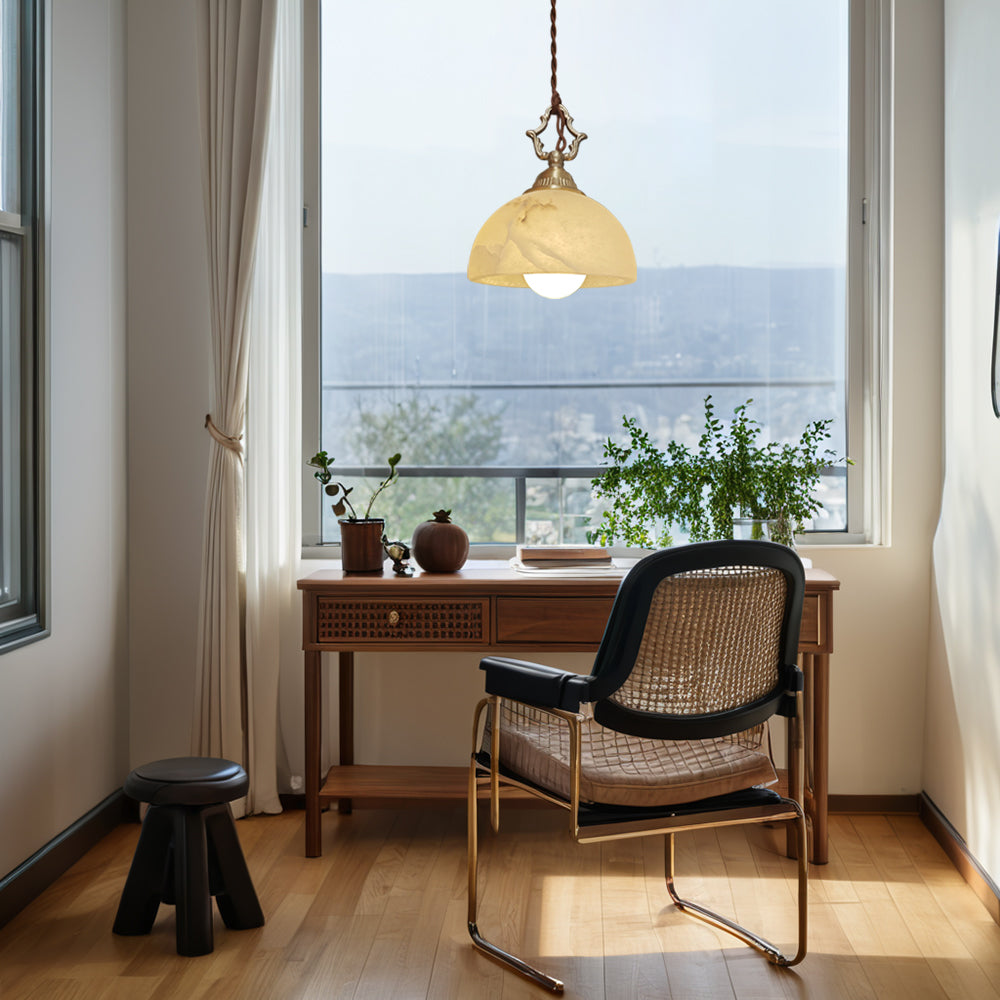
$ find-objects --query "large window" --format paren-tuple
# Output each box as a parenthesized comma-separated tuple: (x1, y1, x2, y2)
(305, 0, 876, 548)
(0, 0, 43, 649)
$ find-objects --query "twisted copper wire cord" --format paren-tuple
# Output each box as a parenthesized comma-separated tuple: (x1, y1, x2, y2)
(549, 0, 567, 152)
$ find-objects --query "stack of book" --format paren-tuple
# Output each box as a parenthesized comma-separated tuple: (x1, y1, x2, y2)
(510, 546, 627, 577)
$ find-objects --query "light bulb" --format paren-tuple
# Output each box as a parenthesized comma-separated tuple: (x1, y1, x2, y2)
(524, 273, 586, 299)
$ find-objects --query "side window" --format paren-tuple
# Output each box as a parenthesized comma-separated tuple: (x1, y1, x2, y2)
(0, 0, 43, 650)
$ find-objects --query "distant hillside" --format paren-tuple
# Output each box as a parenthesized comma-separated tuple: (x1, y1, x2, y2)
(321, 265, 845, 387)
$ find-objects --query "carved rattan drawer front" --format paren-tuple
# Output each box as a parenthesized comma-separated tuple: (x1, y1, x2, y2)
(316, 598, 489, 645)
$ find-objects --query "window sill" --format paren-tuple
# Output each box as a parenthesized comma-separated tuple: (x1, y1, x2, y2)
(302, 534, 873, 563)
(0, 622, 49, 655)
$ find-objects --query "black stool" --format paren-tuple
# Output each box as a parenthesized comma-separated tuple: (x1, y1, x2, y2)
(112, 757, 264, 956)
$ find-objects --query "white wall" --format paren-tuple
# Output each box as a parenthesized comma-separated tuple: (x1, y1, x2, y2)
(0, 0, 128, 879)
(126, 2, 946, 803)
(925, 0, 1000, 886)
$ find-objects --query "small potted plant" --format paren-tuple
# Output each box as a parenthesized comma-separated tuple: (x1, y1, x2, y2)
(588, 397, 850, 549)
(307, 450, 401, 572)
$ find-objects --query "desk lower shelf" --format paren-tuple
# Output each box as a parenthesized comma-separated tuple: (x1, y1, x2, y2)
(320, 763, 796, 810)
(321, 764, 540, 810)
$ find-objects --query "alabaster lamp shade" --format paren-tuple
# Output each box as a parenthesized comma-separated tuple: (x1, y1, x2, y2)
(467, 186, 637, 296)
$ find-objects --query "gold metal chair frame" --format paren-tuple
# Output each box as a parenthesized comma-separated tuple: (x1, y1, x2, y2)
(467, 693, 808, 994)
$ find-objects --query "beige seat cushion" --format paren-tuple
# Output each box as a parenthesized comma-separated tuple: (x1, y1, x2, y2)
(497, 709, 776, 808)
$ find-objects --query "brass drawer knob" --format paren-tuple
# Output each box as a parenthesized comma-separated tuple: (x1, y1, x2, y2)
(387, 610, 400, 626)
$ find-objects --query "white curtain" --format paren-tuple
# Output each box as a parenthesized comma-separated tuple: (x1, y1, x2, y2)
(244, 0, 303, 815)
(192, 0, 278, 808)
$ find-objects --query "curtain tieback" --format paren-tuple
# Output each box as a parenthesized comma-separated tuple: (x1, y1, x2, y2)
(205, 413, 244, 455)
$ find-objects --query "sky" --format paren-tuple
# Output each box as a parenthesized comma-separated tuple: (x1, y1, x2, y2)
(319, 0, 850, 275)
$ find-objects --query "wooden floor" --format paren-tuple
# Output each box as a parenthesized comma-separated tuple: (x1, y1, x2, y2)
(1, 805, 999, 999)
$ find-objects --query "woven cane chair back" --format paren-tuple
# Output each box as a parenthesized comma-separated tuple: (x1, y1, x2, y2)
(611, 565, 787, 718)
(584, 542, 804, 742)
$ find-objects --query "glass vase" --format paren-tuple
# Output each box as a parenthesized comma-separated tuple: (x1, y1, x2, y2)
(732, 517, 776, 542)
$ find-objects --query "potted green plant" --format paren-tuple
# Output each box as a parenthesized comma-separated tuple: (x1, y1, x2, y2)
(307, 450, 401, 572)
(588, 396, 850, 549)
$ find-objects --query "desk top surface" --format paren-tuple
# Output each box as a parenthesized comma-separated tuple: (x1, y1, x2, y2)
(298, 559, 840, 594)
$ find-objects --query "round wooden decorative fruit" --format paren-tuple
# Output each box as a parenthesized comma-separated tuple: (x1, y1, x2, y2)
(411, 509, 469, 573)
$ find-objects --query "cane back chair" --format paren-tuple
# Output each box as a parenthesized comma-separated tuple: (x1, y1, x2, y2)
(467, 540, 808, 992)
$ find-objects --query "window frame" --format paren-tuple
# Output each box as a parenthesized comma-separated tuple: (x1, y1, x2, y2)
(301, 0, 887, 554)
(0, 0, 46, 651)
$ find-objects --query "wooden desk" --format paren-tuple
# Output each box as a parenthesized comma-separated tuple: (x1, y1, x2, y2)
(298, 561, 839, 862)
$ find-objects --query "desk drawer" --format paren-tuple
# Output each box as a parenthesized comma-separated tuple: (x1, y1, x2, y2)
(799, 593, 827, 650)
(496, 597, 613, 646)
(493, 593, 828, 651)
(316, 597, 489, 645)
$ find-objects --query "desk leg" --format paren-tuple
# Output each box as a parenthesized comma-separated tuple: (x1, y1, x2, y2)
(305, 650, 322, 858)
(811, 652, 830, 865)
(338, 652, 354, 814)
(787, 652, 829, 865)
(786, 661, 803, 863)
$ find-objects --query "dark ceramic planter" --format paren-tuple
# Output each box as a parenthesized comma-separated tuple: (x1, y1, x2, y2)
(339, 518, 386, 573)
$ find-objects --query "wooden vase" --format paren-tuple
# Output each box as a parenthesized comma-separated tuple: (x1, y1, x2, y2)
(411, 510, 469, 573)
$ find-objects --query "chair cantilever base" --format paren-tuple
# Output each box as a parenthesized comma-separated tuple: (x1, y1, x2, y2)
(664, 804, 809, 969)
(666, 888, 792, 966)
(468, 923, 565, 993)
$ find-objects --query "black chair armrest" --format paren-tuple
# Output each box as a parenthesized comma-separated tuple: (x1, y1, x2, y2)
(480, 656, 592, 711)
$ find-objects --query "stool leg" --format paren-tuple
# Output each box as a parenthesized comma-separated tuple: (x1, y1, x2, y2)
(172, 807, 214, 956)
(113, 806, 173, 936)
(205, 804, 265, 930)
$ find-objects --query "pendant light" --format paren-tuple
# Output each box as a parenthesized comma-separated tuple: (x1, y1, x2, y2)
(467, 0, 636, 299)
